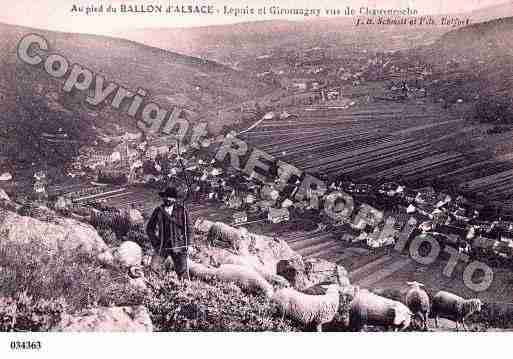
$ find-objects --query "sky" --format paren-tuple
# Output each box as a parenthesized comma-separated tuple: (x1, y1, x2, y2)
(0, 0, 509, 35)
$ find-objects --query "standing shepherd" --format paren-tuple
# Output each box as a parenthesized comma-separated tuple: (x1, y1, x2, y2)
(146, 186, 192, 280)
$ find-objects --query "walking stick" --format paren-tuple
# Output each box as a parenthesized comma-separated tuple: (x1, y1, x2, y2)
(176, 138, 191, 280)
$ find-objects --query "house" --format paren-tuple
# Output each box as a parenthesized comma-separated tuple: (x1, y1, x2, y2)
(352, 204, 384, 230)
(283, 78, 310, 92)
(0, 139, 14, 155)
(233, 211, 248, 225)
(260, 184, 279, 201)
(88, 150, 111, 165)
(262, 112, 276, 120)
(323, 191, 353, 225)
(415, 187, 438, 205)
(257, 200, 275, 213)
(279, 111, 298, 120)
(268, 208, 290, 224)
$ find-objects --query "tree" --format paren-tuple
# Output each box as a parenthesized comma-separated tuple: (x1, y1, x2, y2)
(475, 97, 513, 124)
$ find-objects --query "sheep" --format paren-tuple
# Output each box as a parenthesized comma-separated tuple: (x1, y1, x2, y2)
(188, 260, 274, 298)
(405, 282, 430, 331)
(216, 264, 274, 298)
(114, 241, 143, 268)
(370, 287, 403, 302)
(431, 291, 482, 331)
(223, 253, 286, 284)
(271, 284, 341, 332)
(199, 232, 290, 289)
(207, 222, 246, 249)
(188, 260, 217, 279)
(225, 236, 290, 288)
(349, 288, 412, 331)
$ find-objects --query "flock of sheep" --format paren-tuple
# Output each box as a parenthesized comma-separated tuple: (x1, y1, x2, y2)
(273, 281, 483, 332)
(187, 252, 483, 332)
(115, 219, 484, 332)
(200, 222, 484, 332)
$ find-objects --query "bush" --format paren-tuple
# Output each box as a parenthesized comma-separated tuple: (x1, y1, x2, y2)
(90, 211, 131, 238)
(0, 239, 148, 331)
(0, 293, 66, 331)
(144, 271, 299, 332)
(475, 97, 513, 124)
(97, 227, 120, 247)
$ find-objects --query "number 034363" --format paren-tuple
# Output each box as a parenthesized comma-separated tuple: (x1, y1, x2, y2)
(10, 340, 41, 350)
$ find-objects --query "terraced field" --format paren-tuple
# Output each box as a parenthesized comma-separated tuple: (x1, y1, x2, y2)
(240, 92, 513, 208)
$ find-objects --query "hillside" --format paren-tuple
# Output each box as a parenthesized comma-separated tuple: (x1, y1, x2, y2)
(0, 22, 273, 169)
(114, 19, 446, 68)
(419, 16, 513, 103)
(112, 2, 513, 68)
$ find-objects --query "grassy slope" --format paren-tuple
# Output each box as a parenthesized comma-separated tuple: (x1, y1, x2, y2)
(0, 22, 274, 169)
(418, 17, 513, 103)
(0, 22, 271, 113)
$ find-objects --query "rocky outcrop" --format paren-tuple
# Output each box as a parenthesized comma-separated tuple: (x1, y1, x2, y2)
(277, 257, 310, 290)
(304, 258, 350, 288)
(53, 306, 153, 332)
(0, 210, 113, 263)
(278, 257, 350, 291)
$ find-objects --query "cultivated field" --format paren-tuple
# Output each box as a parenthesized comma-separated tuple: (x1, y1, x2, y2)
(241, 84, 513, 209)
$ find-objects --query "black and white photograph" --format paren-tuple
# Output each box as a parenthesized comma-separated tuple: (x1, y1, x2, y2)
(1, 0, 513, 355)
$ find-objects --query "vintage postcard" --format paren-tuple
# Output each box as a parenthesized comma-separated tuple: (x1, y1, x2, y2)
(1, 0, 513, 354)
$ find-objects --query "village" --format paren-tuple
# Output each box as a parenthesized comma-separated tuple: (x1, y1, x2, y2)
(8, 112, 513, 274)
(1, 38, 512, 283)
(2, 11, 513, 335)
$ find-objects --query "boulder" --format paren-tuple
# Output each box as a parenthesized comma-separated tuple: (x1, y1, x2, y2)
(304, 258, 350, 287)
(53, 306, 153, 332)
(276, 257, 310, 290)
(0, 210, 111, 262)
(277, 257, 350, 291)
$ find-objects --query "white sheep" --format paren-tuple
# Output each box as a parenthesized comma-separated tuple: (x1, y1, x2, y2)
(223, 255, 289, 287)
(349, 288, 412, 331)
(207, 222, 246, 249)
(431, 291, 482, 331)
(405, 281, 430, 330)
(115, 241, 143, 268)
(188, 260, 274, 298)
(271, 284, 341, 332)
(222, 236, 290, 288)
(188, 260, 217, 279)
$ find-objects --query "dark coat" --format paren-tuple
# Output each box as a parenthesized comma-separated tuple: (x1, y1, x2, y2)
(146, 203, 192, 255)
